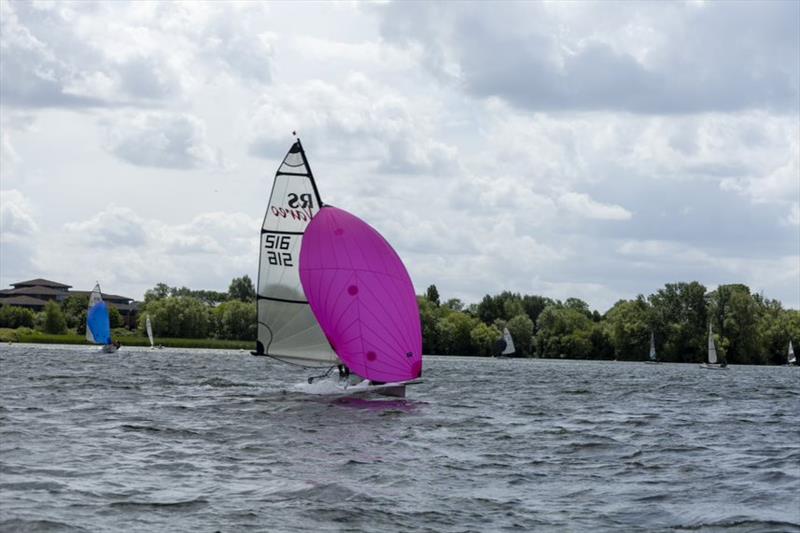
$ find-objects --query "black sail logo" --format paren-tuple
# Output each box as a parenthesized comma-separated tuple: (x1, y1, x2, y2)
(271, 193, 314, 221)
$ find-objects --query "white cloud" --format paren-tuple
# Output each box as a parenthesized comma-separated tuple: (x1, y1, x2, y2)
(247, 74, 458, 173)
(558, 192, 632, 221)
(103, 112, 224, 170)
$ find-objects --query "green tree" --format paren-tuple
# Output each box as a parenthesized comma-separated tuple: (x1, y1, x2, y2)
(228, 275, 256, 302)
(649, 282, 707, 363)
(214, 300, 257, 340)
(535, 305, 593, 358)
(141, 296, 212, 338)
(61, 295, 88, 329)
(43, 301, 67, 334)
(0, 306, 35, 328)
(438, 311, 478, 355)
(144, 282, 171, 303)
(707, 284, 762, 364)
(443, 298, 464, 312)
(425, 285, 440, 306)
(108, 305, 124, 329)
(604, 296, 651, 360)
(506, 314, 534, 356)
(470, 322, 502, 357)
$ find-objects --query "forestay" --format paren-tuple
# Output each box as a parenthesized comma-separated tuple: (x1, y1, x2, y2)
(254, 140, 340, 367)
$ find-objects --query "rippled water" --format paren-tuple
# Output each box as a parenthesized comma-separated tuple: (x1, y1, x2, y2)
(1, 344, 799, 532)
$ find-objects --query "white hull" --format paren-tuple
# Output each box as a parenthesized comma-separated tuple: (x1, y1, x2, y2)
(699, 363, 727, 370)
(293, 378, 422, 398)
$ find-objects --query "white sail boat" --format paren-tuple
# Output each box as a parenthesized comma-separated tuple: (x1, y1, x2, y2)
(145, 314, 154, 349)
(788, 340, 796, 366)
(495, 327, 516, 357)
(700, 322, 727, 369)
(646, 331, 658, 363)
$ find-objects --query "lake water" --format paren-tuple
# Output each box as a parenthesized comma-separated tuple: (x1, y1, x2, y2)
(1, 344, 798, 532)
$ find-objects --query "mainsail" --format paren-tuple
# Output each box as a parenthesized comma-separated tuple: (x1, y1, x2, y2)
(299, 206, 423, 383)
(502, 328, 516, 355)
(86, 283, 111, 346)
(707, 323, 718, 364)
(146, 315, 154, 348)
(254, 140, 339, 366)
(649, 331, 656, 361)
(789, 340, 796, 365)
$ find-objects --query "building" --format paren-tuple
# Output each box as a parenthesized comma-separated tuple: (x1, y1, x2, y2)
(0, 278, 138, 327)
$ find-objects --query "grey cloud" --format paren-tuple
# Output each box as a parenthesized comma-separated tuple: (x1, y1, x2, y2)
(104, 112, 221, 170)
(374, 2, 799, 114)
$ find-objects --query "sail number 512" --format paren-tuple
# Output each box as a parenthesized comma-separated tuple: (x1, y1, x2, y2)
(264, 234, 293, 266)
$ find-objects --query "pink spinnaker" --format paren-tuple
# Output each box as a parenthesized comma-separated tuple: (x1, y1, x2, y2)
(299, 206, 422, 383)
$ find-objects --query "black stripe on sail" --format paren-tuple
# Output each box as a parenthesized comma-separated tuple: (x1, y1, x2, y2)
(261, 229, 305, 235)
(276, 171, 312, 177)
(257, 295, 309, 305)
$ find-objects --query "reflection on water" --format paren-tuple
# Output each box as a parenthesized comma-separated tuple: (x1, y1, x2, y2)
(1, 344, 798, 532)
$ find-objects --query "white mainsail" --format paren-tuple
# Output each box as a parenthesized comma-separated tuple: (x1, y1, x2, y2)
(707, 323, 718, 364)
(146, 315, 154, 348)
(502, 328, 516, 355)
(649, 331, 656, 361)
(789, 340, 796, 365)
(254, 140, 340, 367)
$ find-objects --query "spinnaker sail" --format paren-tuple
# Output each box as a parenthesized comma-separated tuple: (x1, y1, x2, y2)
(86, 283, 111, 346)
(299, 206, 423, 383)
(254, 140, 339, 366)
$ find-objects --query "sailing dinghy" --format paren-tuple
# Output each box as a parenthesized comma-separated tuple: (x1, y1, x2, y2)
(700, 322, 727, 369)
(645, 331, 659, 363)
(86, 283, 118, 353)
(788, 340, 796, 366)
(253, 138, 422, 397)
(495, 327, 516, 357)
(145, 314, 157, 349)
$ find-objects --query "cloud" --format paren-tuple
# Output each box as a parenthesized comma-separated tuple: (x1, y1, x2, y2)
(247, 75, 458, 173)
(0, 189, 39, 279)
(558, 192, 632, 221)
(0, 1, 274, 109)
(103, 112, 223, 169)
(373, 1, 799, 114)
(63, 206, 147, 248)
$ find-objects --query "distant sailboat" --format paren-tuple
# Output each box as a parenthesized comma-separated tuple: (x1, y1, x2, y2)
(700, 322, 726, 370)
(86, 283, 118, 353)
(145, 315, 154, 349)
(788, 340, 796, 366)
(495, 327, 516, 357)
(253, 138, 422, 396)
(646, 331, 658, 363)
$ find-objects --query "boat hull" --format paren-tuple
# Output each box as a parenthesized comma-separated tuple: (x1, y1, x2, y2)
(699, 363, 728, 370)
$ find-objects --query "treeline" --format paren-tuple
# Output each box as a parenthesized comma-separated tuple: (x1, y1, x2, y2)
(0, 275, 258, 342)
(420, 282, 799, 365)
(137, 276, 256, 340)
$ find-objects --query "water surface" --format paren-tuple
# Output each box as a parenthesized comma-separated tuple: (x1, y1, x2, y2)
(1, 344, 798, 532)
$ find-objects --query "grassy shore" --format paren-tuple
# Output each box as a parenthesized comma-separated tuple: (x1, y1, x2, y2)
(0, 328, 252, 350)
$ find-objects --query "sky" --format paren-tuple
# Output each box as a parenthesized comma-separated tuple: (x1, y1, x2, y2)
(1, 0, 798, 311)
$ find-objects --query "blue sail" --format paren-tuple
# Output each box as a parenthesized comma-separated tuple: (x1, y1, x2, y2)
(87, 301, 111, 345)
